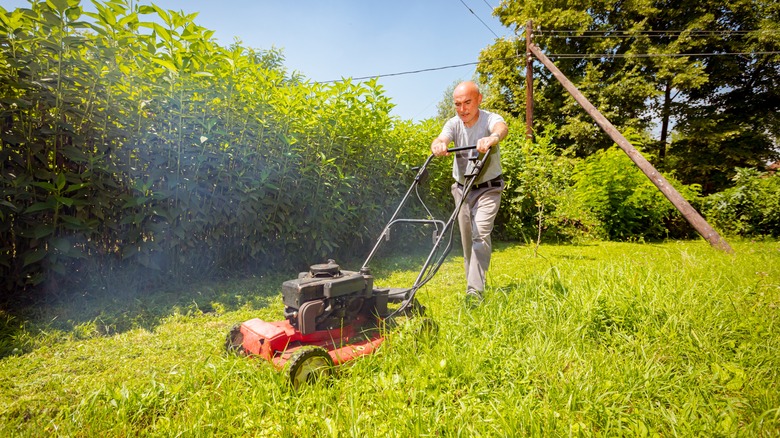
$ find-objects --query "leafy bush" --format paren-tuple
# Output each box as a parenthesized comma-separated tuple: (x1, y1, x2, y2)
(495, 128, 703, 244)
(702, 168, 780, 237)
(386, 117, 450, 217)
(497, 125, 579, 244)
(567, 145, 702, 240)
(0, 2, 417, 300)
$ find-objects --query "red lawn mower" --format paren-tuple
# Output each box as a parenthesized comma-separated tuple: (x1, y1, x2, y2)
(225, 145, 491, 389)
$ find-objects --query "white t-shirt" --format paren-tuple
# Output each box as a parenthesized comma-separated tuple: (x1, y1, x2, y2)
(440, 109, 504, 185)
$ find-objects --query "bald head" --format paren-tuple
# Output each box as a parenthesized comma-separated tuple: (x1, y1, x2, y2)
(452, 81, 483, 127)
(453, 81, 481, 98)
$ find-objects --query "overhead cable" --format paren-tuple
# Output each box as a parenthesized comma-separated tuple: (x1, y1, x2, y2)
(537, 29, 780, 38)
(315, 46, 778, 84)
(457, 0, 500, 39)
(548, 51, 780, 59)
(315, 62, 481, 84)
(480, 0, 496, 12)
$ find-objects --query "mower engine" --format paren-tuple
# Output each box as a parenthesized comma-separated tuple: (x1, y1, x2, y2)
(282, 260, 388, 335)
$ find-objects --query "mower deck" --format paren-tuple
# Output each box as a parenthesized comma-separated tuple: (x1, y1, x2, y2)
(227, 315, 385, 369)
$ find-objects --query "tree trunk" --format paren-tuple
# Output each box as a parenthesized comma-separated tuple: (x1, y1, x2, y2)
(659, 80, 672, 162)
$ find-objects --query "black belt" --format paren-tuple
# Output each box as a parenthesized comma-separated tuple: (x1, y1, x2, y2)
(457, 175, 503, 190)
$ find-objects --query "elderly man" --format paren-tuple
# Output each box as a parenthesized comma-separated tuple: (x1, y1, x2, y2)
(431, 81, 508, 304)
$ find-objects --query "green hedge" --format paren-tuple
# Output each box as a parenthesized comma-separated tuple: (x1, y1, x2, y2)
(0, 1, 435, 298)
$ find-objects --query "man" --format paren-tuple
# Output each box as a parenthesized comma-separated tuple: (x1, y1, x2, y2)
(431, 81, 508, 304)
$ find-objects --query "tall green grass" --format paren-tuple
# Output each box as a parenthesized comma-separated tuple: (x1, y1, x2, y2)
(1, 240, 778, 436)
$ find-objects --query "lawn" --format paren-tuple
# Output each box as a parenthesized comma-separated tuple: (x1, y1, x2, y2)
(1, 239, 778, 436)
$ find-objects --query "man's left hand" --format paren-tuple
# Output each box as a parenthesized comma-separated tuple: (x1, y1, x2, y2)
(476, 134, 499, 153)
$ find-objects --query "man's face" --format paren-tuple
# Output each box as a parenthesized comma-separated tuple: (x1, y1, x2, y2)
(453, 86, 482, 127)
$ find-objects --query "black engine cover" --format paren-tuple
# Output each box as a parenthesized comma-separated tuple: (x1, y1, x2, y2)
(282, 260, 385, 334)
(282, 263, 371, 309)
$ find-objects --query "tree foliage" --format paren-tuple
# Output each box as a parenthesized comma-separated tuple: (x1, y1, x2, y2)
(702, 168, 780, 237)
(480, 0, 779, 193)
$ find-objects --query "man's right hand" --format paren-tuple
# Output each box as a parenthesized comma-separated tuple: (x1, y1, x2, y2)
(431, 139, 450, 157)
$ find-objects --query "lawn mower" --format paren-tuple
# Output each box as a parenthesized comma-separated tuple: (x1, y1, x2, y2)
(225, 145, 492, 389)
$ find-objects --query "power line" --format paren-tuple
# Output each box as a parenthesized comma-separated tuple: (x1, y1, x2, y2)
(313, 25, 778, 83)
(457, 0, 500, 39)
(548, 51, 780, 59)
(537, 29, 780, 38)
(314, 50, 779, 84)
(480, 0, 496, 12)
(315, 61, 480, 84)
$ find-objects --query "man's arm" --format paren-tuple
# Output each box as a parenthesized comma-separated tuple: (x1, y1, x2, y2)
(476, 121, 508, 154)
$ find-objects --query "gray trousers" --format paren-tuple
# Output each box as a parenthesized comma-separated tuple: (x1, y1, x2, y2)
(451, 181, 503, 293)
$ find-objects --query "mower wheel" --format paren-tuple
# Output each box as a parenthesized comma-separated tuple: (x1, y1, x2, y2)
(225, 324, 245, 355)
(288, 346, 334, 390)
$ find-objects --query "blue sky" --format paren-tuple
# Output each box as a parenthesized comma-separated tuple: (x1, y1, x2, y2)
(4, 0, 515, 121)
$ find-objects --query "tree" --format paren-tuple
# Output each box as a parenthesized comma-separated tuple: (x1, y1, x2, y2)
(482, 0, 666, 155)
(498, 125, 574, 253)
(434, 80, 458, 121)
(666, 0, 780, 193)
(479, 0, 779, 192)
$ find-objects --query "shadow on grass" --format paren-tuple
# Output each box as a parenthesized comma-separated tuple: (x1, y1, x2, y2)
(1, 241, 440, 358)
(2, 238, 515, 358)
(556, 254, 597, 261)
(0, 271, 291, 358)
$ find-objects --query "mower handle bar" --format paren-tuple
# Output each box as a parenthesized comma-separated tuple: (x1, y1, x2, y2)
(361, 144, 485, 271)
(446, 144, 477, 153)
(391, 146, 492, 314)
(361, 145, 495, 319)
(411, 145, 477, 171)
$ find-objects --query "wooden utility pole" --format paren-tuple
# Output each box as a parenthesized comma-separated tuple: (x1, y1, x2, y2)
(527, 43, 734, 253)
(525, 20, 534, 141)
